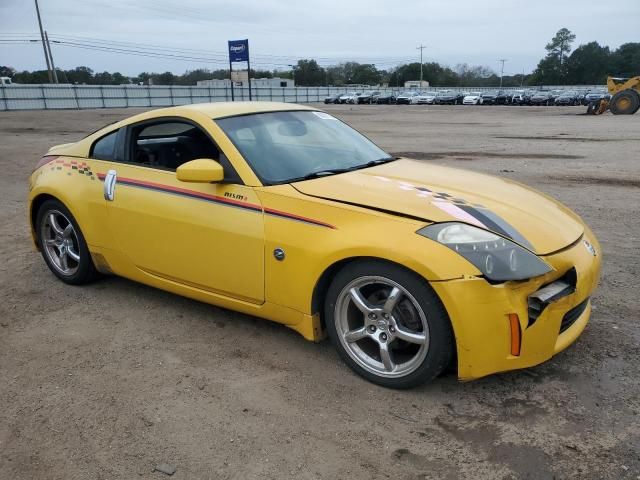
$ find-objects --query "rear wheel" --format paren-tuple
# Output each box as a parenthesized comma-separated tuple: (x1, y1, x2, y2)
(36, 199, 98, 285)
(324, 260, 454, 389)
(610, 90, 640, 115)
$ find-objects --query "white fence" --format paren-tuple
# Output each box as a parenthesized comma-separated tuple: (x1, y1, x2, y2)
(0, 84, 605, 111)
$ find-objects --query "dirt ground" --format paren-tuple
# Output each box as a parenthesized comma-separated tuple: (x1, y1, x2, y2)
(1, 104, 639, 480)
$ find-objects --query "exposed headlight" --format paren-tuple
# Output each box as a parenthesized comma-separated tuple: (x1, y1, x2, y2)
(417, 222, 553, 282)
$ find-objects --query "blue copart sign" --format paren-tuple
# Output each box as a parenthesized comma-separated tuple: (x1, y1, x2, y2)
(228, 39, 249, 62)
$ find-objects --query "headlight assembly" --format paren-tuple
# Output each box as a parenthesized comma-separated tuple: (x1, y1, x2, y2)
(417, 222, 553, 282)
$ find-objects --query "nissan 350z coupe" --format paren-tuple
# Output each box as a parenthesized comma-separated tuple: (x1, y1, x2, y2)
(28, 102, 601, 388)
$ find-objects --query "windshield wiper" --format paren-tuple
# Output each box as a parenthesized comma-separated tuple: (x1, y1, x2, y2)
(290, 156, 397, 183)
(297, 168, 354, 181)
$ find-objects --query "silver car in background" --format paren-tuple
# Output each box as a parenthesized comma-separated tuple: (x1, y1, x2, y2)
(463, 92, 483, 105)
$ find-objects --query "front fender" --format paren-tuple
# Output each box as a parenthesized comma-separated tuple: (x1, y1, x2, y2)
(259, 186, 481, 316)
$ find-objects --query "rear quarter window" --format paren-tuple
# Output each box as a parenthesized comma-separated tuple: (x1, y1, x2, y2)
(90, 130, 118, 160)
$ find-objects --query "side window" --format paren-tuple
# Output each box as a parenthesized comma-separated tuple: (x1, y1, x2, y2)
(129, 120, 242, 183)
(131, 121, 218, 170)
(90, 130, 118, 160)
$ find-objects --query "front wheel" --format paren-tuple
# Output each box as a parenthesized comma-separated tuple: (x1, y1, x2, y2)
(610, 89, 640, 115)
(324, 260, 454, 389)
(36, 199, 98, 285)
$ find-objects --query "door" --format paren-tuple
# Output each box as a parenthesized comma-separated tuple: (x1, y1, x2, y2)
(102, 119, 265, 303)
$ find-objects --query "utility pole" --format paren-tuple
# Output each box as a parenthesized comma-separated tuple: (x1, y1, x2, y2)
(45, 31, 58, 84)
(520, 68, 525, 87)
(288, 64, 296, 86)
(499, 59, 507, 89)
(417, 44, 426, 87)
(34, 0, 53, 83)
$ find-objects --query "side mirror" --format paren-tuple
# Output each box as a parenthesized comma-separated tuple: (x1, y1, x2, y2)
(176, 159, 224, 183)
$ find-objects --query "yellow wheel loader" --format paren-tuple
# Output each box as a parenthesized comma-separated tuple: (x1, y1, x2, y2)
(587, 76, 640, 115)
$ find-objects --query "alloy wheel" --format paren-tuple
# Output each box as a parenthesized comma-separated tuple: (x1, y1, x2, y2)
(334, 276, 430, 378)
(41, 209, 81, 276)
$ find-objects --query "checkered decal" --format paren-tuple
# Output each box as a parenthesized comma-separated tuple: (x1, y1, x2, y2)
(50, 158, 96, 180)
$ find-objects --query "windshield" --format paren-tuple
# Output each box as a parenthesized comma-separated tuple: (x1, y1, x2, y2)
(216, 111, 393, 185)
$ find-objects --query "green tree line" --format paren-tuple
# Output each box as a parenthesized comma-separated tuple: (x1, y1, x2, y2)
(1, 30, 638, 87)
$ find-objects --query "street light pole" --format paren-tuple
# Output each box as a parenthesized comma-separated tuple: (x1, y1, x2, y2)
(417, 44, 426, 87)
(34, 0, 53, 83)
(499, 59, 507, 89)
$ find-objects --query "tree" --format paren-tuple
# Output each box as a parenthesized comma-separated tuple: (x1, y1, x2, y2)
(546, 28, 576, 66)
(610, 43, 640, 77)
(65, 66, 94, 84)
(351, 64, 381, 85)
(566, 42, 611, 84)
(111, 72, 128, 85)
(531, 28, 576, 84)
(292, 59, 325, 86)
(0, 66, 16, 78)
(152, 71, 177, 85)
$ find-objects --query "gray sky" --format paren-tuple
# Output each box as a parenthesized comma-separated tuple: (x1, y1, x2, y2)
(0, 0, 638, 76)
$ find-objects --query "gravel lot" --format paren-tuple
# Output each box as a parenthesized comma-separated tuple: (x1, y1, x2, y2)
(1, 104, 639, 479)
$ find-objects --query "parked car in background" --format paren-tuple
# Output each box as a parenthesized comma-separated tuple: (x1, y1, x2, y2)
(583, 89, 609, 105)
(324, 93, 342, 104)
(395, 91, 419, 104)
(575, 90, 589, 105)
(346, 92, 365, 104)
(480, 91, 496, 104)
(510, 90, 533, 105)
(374, 92, 396, 104)
(339, 92, 357, 104)
(414, 91, 438, 104)
(555, 91, 581, 106)
(359, 91, 381, 104)
(435, 91, 464, 105)
(530, 91, 554, 106)
(495, 91, 510, 105)
(462, 92, 483, 105)
(549, 90, 564, 102)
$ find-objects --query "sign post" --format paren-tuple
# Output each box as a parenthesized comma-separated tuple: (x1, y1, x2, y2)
(227, 39, 251, 101)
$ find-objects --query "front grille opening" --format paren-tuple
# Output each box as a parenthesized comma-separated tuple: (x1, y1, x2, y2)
(560, 298, 589, 333)
(528, 267, 577, 327)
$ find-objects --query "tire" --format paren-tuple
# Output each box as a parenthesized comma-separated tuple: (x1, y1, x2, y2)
(324, 259, 455, 389)
(610, 90, 640, 115)
(36, 199, 98, 285)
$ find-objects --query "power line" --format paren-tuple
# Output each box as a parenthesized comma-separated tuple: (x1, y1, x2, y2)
(1, 32, 415, 66)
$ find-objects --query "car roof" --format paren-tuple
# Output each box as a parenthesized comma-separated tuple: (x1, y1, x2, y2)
(64, 102, 319, 158)
(174, 101, 316, 119)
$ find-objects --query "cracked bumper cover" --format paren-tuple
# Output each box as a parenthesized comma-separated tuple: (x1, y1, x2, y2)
(430, 227, 601, 380)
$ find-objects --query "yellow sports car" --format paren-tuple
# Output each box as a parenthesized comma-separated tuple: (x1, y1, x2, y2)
(28, 102, 601, 388)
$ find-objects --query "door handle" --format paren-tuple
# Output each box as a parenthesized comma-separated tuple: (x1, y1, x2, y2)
(104, 169, 117, 201)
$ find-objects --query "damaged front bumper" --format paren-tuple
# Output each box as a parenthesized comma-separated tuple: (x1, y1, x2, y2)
(431, 227, 601, 380)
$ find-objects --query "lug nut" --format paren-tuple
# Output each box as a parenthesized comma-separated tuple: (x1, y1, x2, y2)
(368, 325, 376, 333)
(380, 333, 387, 342)
(389, 326, 395, 333)
(368, 313, 377, 320)
(383, 313, 389, 319)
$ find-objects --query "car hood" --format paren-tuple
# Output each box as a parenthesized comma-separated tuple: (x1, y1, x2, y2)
(292, 159, 583, 255)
